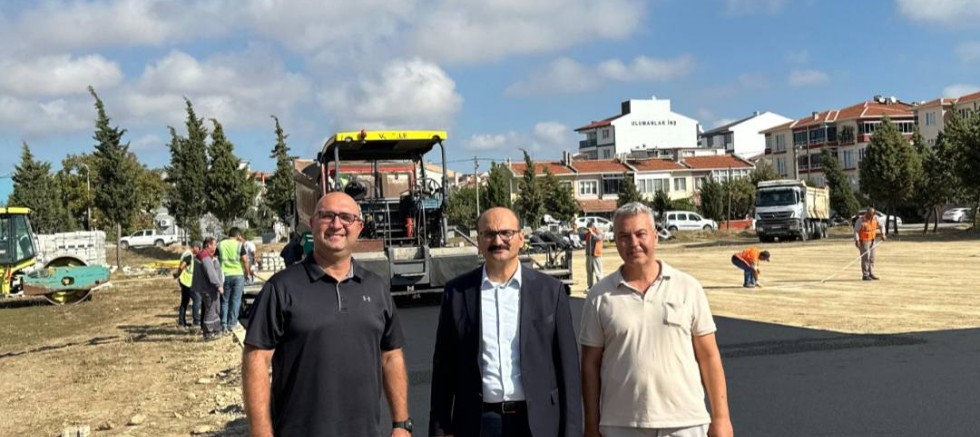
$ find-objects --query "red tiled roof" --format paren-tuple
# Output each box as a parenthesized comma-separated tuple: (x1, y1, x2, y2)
(574, 115, 621, 132)
(629, 159, 685, 172)
(682, 155, 753, 170)
(509, 161, 573, 175)
(577, 199, 618, 213)
(763, 99, 915, 133)
(569, 159, 630, 174)
(957, 91, 980, 104)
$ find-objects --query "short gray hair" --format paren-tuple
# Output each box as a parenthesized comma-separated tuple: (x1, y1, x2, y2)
(612, 202, 656, 232)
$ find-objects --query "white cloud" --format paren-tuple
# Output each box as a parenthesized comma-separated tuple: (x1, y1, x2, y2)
(712, 118, 738, 128)
(723, 0, 784, 15)
(122, 48, 313, 129)
(132, 134, 164, 152)
(597, 55, 696, 82)
(463, 132, 519, 152)
(318, 58, 463, 129)
(896, 0, 980, 27)
(0, 95, 91, 136)
(943, 84, 980, 97)
(1, 0, 236, 56)
(955, 41, 980, 63)
(788, 69, 829, 86)
(0, 54, 123, 97)
(505, 58, 601, 97)
(507, 55, 695, 97)
(410, 0, 646, 64)
(532, 122, 571, 150)
(737, 73, 770, 90)
(785, 50, 809, 65)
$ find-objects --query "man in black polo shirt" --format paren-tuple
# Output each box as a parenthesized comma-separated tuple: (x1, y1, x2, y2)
(243, 192, 411, 437)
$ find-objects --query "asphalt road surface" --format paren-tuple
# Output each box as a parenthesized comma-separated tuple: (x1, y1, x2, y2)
(388, 297, 980, 436)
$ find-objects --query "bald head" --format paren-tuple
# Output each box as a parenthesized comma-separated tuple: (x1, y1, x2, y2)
(478, 207, 519, 231)
(317, 191, 361, 215)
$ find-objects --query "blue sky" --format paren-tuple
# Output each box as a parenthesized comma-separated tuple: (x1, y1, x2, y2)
(1, 0, 978, 183)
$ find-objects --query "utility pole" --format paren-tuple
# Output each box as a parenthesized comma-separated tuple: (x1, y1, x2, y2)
(79, 163, 92, 231)
(726, 166, 732, 230)
(474, 156, 480, 221)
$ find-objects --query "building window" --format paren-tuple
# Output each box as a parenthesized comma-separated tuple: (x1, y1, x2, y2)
(724, 133, 734, 148)
(638, 178, 670, 193)
(793, 131, 807, 146)
(601, 149, 612, 159)
(896, 121, 915, 133)
(775, 134, 786, 152)
(602, 174, 624, 195)
(766, 136, 773, 150)
(925, 112, 936, 126)
(838, 126, 855, 143)
(808, 128, 826, 145)
(559, 181, 572, 190)
(675, 177, 688, 191)
(579, 180, 598, 196)
(797, 155, 809, 171)
(858, 147, 866, 162)
(860, 122, 880, 135)
(842, 150, 854, 168)
(776, 158, 786, 175)
(602, 129, 610, 139)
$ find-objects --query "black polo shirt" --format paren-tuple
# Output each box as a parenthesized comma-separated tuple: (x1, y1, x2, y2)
(245, 256, 405, 437)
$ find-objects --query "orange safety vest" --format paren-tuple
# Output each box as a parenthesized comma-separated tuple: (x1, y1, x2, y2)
(857, 217, 879, 241)
(586, 228, 602, 257)
(736, 247, 761, 265)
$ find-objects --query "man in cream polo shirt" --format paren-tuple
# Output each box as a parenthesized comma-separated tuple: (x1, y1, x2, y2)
(580, 202, 733, 437)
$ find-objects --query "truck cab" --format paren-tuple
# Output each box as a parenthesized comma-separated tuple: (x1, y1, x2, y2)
(755, 180, 830, 242)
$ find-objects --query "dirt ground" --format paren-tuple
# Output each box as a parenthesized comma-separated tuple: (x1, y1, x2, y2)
(1, 229, 978, 435)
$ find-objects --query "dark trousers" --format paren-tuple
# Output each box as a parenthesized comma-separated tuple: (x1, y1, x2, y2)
(178, 284, 201, 326)
(731, 255, 755, 286)
(199, 288, 222, 337)
(480, 403, 532, 437)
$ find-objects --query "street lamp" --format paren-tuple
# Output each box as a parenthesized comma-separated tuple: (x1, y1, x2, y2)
(77, 163, 91, 231)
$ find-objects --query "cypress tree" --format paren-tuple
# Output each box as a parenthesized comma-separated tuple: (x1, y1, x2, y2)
(262, 115, 297, 225)
(821, 149, 859, 220)
(541, 166, 579, 221)
(10, 143, 76, 233)
(483, 162, 512, 209)
(207, 118, 257, 225)
(514, 149, 545, 228)
(617, 172, 643, 207)
(89, 86, 138, 268)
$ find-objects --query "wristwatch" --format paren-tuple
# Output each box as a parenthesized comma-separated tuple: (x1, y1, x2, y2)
(393, 418, 414, 433)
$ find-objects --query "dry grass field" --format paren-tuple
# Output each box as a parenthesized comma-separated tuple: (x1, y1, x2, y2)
(0, 229, 977, 435)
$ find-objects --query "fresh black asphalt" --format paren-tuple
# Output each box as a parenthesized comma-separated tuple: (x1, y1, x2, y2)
(387, 297, 980, 436)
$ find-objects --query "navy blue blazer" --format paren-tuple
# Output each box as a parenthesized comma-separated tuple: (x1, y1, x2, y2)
(428, 265, 583, 437)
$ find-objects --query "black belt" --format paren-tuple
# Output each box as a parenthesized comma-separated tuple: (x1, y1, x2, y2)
(483, 401, 527, 414)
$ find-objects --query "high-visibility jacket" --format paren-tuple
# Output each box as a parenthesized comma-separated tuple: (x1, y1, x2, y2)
(586, 227, 603, 257)
(218, 239, 244, 276)
(735, 247, 762, 266)
(178, 250, 194, 287)
(856, 216, 880, 241)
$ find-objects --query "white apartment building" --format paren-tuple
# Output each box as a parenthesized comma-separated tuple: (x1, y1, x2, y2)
(699, 111, 792, 159)
(575, 96, 700, 159)
(761, 96, 916, 189)
(913, 91, 980, 146)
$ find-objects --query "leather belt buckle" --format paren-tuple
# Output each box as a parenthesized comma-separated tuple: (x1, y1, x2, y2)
(501, 401, 520, 414)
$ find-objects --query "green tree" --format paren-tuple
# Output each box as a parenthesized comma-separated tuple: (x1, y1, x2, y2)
(514, 149, 545, 228)
(617, 172, 644, 207)
(750, 159, 781, 186)
(179, 99, 210, 240)
(946, 105, 980, 229)
(56, 153, 99, 231)
(721, 176, 756, 221)
(859, 117, 922, 235)
(206, 118, 258, 226)
(540, 167, 579, 221)
(697, 177, 725, 222)
(483, 162, 512, 209)
(915, 132, 961, 232)
(651, 189, 672, 222)
(263, 115, 297, 225)
(446, 186, 478, 231)
(130, 164, 168, 233)
(10, 143, 76, 233)
(821, 149, 859, 220)
(89, 86, 138, 268)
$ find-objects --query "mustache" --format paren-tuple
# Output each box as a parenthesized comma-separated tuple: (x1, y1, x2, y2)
(487, 245, 509, 251)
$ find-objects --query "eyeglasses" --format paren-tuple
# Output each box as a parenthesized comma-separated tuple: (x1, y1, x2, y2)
(315, 211, 361, 226)
(479, 229, 521, 241)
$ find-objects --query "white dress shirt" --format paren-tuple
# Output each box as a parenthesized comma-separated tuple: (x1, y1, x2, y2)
(480, 265, 525, 403)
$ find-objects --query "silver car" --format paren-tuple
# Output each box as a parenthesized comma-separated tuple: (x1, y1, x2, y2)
(942, 207, 971, 223)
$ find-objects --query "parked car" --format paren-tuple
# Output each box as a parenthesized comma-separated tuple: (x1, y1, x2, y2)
(574, 216, 613, 233)
(850, 210, 903, 227)
(942, 207, 972, 223)
(663, 210, 718, 231)
(119, 229, 180, 249)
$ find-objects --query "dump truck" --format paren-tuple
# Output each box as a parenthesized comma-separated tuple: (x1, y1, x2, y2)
(284, 130, 572, 298)
(1, 207, 111, 304)
(754, 180, 830, 242)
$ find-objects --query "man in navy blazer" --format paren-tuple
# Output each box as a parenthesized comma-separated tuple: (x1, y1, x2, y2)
(429, 207, 583, 437)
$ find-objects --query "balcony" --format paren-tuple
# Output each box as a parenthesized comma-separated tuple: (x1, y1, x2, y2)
(579, 139, 597, 149)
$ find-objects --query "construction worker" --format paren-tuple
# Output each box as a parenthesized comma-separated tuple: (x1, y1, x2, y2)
(218, 227, 251, 333)
(853, 207, 886, 280)
(585, 220, 605, 288)
(174, 241, 202, 327)
(731, 247, 770, 288)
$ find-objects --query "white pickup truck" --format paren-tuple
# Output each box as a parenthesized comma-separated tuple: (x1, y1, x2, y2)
(119, 229, 180, 249)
